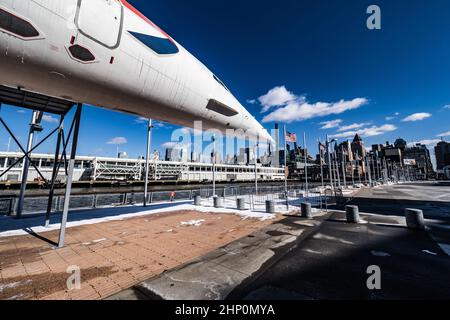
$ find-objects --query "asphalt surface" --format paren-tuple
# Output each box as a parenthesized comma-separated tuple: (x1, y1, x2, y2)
(342, 181, 450, 221)
(228, 212, 450, 300)
(110, 182, 450, 300)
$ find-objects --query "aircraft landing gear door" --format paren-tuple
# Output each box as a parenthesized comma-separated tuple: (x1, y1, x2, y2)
(76, 0, 123, 49)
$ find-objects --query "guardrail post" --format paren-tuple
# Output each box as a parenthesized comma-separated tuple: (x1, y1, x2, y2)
(92, 195, 97, 209)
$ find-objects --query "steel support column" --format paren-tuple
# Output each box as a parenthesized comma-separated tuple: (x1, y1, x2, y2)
(17, 111, 40, 218)
(45, 115, 65, 227)
(144, 119, 153, 207)
(58, 104, 82, 248)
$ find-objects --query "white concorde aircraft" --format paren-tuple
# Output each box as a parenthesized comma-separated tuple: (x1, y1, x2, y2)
(0, 0, 273, 142)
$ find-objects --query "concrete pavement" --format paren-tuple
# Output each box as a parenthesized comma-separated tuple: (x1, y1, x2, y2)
(111, 183, 450, 300)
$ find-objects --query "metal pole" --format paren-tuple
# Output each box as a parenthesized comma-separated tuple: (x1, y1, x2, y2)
(212, 134, 216, 196)
(341, 145, 347, 189)
(367, 156, 373, 186)
(45, 115, 64, 227)
(17, 111, 39, 218)
(144, 119, 153, 207)
(351, 159, 355, 186)
(377, 154, 381, 181)
(326, 135, 333, 190)
(284, 125, 288, 193)
(304, 132, 308, 197)
(319, 140, 324, 189)
(58, 104, 82, 248)
(334, 150, 341, 188)
(254, 142, 258, 195)
(356, 151, 362, 185)
(7, 137, 11, 152)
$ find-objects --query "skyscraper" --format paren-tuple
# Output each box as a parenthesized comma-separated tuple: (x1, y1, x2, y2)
(351, 134, 366, 159)
(435, 140, 450, 170)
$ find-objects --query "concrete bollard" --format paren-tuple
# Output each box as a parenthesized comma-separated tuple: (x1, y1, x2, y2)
(194, 195, 201, 206)
(346, 205, 360, 224)
(301, 203, 312, 219)
(214, 196, 223, 208)
(236, 198, 246, 211)
(266, 200, 275, 214)
(405, 208, 425, 230)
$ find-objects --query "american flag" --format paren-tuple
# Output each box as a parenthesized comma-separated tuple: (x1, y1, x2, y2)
(285, 132, 297, 143)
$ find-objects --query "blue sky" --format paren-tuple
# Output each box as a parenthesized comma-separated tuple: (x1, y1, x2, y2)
(1, 0, 449, 163)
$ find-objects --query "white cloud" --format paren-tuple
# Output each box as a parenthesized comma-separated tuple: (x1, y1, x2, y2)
(408, 139, 441, 147)
(42, 115, 59, 124)
(258, 86, 298, 113)
(135, 117, 167, 128)
(443, 105, 450, 109)
(320, 119, 342, 129)
(385, 112, 400, 120)
(162, 141, 191, 149)
(437, 131, 450, 137)
(246, 99, 257, 104)
(162, 142, 177, 148)
(330, 124, 397, 139)
(337, 122, 371, 132)
(107, 137, 128, 145)
(262, 97, 368, 123)
(402, 112, 432, 122)
(135, 116, 148, 124)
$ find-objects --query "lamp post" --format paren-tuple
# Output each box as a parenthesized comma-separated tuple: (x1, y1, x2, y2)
(144, 119, 153, 207)
(304, 132, 308, 197)
(212, 134, 216, 196)
(254, 142, 258, 195)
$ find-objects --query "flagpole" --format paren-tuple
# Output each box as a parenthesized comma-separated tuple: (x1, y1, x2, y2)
(341, 145, 347, 189)
(284, 124, 288, 194)
(326, 134, 333, 190)
(319, 140, 324, 189)
(304, 132, 308, 198)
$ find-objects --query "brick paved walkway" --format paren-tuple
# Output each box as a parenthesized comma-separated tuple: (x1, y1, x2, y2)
(0, 210, 279, 300)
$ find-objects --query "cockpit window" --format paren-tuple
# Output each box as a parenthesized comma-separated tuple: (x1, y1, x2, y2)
(129, 31, 179, 55)
(213, 75, 230, 92)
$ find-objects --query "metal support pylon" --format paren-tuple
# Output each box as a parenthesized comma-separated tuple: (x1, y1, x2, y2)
(58, 103, 83, 248)
(45, 115, 65, 227)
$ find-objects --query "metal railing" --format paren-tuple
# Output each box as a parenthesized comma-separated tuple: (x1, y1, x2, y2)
(2, 184, 339, 217)
(0, 198, 13, 216)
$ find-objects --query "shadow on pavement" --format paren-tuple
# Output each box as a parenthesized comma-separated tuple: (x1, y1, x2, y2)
(227, 212, 450, 300)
